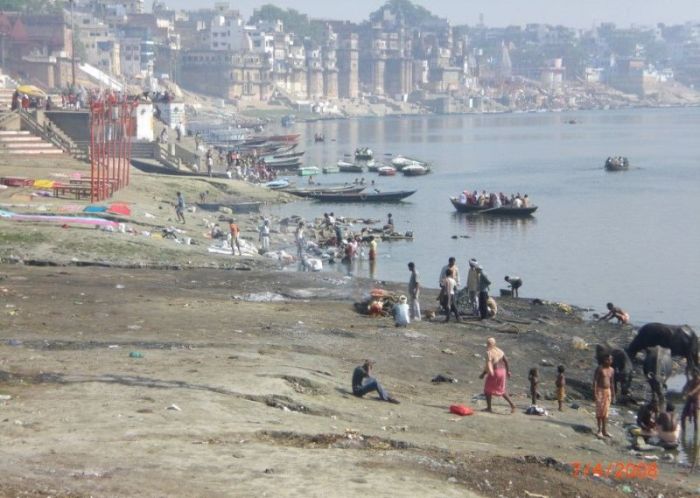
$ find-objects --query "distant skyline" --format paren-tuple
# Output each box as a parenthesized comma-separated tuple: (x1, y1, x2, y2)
(160, 0, 700, 28)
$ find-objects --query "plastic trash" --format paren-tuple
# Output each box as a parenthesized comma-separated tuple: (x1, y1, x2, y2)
(572, 336, 588, 350)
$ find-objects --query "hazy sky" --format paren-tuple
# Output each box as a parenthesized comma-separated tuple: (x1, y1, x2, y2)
(160, 0, 700, 28)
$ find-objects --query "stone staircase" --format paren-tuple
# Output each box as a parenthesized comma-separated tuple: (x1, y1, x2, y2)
(0, 130, 63, 155)
(0, 88, 14, 111)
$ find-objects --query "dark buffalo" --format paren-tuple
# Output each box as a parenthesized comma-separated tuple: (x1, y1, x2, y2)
(642, 346, 673, 409)
(596, 345, 634, 398)
(627, 323, 699, 374)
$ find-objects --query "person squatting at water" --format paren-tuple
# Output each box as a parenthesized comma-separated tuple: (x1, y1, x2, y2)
(351, 360, 399, 404)
(598, 302, 630, 324)
(479, 338, 516, 413)
(504, 275, 522, 298)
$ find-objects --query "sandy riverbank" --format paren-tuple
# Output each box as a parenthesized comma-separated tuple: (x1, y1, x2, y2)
(0, 264, 699, 497)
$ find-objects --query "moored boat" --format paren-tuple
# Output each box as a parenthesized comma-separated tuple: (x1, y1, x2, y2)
(298, 166, 321, 177)
(450, 197, 537, 216)
(264, 179, 290, 189)
(322, 166, 340, 174)
(337, 160, 364, 173)
(354, 147, 373, 161)
(605, 156, 629, 171)
(378, 165, 397, 176)
(391, 155, 426, 170)
(402, 164, 430, 176)
(285, 185, 366, 198)
(313, 190, 417, 203)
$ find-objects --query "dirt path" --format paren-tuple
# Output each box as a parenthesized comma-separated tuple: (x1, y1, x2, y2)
(0, 266, 698, 497)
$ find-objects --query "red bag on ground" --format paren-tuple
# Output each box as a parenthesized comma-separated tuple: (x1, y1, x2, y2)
(449, 404, 474, 416)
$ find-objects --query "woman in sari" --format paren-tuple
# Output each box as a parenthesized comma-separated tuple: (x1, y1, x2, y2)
(479, 337, 516, 413)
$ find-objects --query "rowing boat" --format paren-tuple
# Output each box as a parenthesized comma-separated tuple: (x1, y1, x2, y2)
(285, 185, 366, 198)
(450, 198, 537, 216)
(313, 190, 417, 203)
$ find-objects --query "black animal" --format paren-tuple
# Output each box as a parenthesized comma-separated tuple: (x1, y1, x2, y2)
(642, 346, 673, 410)
(596, 345, 634, 398)
(627, 322, 699, 375)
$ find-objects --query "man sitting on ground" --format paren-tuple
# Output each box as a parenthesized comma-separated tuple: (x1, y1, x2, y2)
(352, 360, 399, 404)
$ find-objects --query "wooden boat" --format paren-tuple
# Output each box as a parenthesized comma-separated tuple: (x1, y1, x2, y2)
(313, 190, 417, 203)
(378, 166, 397, 176)
(285, 185, 366, 198)
(264, 179, 290, 189)
(450, 198, 537, 216)
(605, 157, 629, 171)
(197, 200, 262, 213)
(322, 166, 340, 174)
(402, 164, 430, 176)
(267, 133, 299, 142)
(298, 166, 321, 177)
(263, 157, 303, 169)
(337, 160, 364, 173)
(354, 147, 373, 161)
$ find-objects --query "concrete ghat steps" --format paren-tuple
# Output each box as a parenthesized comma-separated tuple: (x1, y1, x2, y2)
(0, 129, 63, 155)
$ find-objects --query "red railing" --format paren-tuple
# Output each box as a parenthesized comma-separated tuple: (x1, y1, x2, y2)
(89, 96, 137, 202)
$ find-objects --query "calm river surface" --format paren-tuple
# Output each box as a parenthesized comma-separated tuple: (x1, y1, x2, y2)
(268, 108, 700, 329)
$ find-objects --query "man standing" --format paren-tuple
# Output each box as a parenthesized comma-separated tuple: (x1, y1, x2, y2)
(467, 258, 479, 315)
(352, 360, 399, 404)
(407, 262, 421, 321)
(259, 219, 270, 253)
(439, 257, 460, 288)
(229, 219, 241, 256)
(443, 268, 460, 322)
(368, 236, 377, 261)
(206, 149, 214, 177)
(175, 192, 186, 224)
(477, 265, 491, 320)
(294, 221, 305, 258)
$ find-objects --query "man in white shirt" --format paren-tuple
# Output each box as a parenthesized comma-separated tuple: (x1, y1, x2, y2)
(439, 257, 460, 288)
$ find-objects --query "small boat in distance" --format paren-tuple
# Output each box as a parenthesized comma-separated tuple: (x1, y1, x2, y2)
(450, 198, 537, 216)
(605, 156, 629, 171)
(322, 165, 340, 174)
(378, 165, 397, 176)
(298, 166, 321, 177)
(402, 164, 430, 176)
(391, 155, 426, 170)
(264, 179, 290, 189)
(337, 160, 364, 173)
(313, 189, 417, 203)
(285, 185, 366, 198)
(355, 147, 373, 161)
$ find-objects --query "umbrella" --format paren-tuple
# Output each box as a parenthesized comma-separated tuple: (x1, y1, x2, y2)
(16, 85, 46, 98)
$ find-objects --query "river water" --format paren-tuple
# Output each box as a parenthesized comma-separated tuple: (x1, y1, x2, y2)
(268, 108, 700, 329)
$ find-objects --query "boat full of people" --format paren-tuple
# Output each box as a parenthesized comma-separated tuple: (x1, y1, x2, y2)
(605, 156, 629, 171)
(450, 190, 537, 216)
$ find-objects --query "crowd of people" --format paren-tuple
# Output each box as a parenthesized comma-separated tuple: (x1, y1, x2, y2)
(457, 190, 531, 208)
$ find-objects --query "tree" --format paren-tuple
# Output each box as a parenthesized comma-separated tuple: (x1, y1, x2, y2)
(250, 4, 324, 43)
(369, 0, 443, 27)
(0, 0, 64, 14)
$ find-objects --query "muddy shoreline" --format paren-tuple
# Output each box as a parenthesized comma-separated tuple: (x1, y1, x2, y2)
(0, 265, 698, 497)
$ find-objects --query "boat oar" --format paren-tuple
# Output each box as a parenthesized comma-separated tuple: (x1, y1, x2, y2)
(477, 206, 503, 214)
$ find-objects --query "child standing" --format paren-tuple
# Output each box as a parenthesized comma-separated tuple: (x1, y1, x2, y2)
(556, 365, 566, 412)
(528, 367, 539, 406)
(593, 354, 616, 438)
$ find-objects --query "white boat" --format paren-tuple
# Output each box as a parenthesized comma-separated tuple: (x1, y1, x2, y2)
(402, 164, 430, 176)
(378, 165, 397, 176)
(264, 179, 290, 189)
(391, 155, 425, 170)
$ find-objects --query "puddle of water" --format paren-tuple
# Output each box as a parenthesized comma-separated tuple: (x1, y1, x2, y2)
(667, 374, 687, 393)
